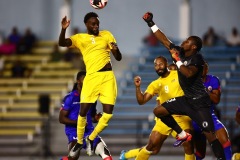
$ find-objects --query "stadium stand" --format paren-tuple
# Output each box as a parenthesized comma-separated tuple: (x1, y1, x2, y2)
(0, 40, 77, 156)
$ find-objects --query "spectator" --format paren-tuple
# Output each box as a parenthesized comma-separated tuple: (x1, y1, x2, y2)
(50, 43, 63, 62)
(202, 27, 220, 46)
(16, 28, 37, 54)
(226, 27, 240, 47)
(16, 38, 28, 54)
(143, 29, 160, 47)
(63, 48, 75, 62)
(0, 39, 16, 55)
(11, 60, 29, 78)
(8, 26, 21, 47)
(23, 28, 37, 52)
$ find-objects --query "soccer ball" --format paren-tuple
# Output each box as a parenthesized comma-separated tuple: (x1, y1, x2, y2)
(90, 0, 108, 9)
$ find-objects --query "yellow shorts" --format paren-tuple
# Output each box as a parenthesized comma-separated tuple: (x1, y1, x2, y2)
(152, 115, 192, 138)
(81, 71, 117, 105)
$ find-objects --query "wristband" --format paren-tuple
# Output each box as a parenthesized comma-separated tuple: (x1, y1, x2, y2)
(176, 61, 183, 68)
(151, 25, 159, 33)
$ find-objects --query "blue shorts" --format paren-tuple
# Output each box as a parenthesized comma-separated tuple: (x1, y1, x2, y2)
(66, 128, 101, 149)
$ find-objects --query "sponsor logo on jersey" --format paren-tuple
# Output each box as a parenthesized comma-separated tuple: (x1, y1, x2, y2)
(73, 136, 78, 140)
(171, 79, 176, 83)
(166, 98, 176, 103)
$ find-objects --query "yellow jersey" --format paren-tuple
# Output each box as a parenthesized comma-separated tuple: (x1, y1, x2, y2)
(145, 70, 184, 103)
(70, 30, 116, 74)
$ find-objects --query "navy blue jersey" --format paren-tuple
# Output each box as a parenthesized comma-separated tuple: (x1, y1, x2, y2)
(203, 74, 221, 114)
(61, 90, 97, 135)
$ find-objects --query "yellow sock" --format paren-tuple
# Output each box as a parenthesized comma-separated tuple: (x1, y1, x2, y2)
(185, 153, 196, 160)
(125, 148, 141, 159)
(135, 147, 152, 160)
(77, 115, 86, 144)
(89, 113, 113, 141)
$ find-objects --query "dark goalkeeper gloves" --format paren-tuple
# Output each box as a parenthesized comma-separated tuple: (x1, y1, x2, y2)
(142, 12, 155, 27)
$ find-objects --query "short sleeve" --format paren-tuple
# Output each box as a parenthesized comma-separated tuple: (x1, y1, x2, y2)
(145, 80, 159, 96)
(62, 95, 72, 111)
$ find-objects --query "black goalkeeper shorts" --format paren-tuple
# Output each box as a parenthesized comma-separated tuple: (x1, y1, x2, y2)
(162, 95, 214, 133)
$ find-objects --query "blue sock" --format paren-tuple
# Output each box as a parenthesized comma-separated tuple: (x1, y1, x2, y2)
(223, 142, 232, 160)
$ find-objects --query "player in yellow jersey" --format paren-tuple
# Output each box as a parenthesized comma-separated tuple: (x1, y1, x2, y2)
(58, 12, 122, 159)
(119, 56, 195, 160)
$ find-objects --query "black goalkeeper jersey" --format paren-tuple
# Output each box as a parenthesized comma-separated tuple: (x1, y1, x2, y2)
(177, 51, 208, 99)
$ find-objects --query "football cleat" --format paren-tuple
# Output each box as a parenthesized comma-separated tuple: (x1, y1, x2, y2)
(119, 150, 128, 160)
(68, 143, 82, 158)
(86, 136, 94, 156)
(173, 133, 192, 147)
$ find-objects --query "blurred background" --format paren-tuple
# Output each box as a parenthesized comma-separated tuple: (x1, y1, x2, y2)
(0, 0, 240, 159)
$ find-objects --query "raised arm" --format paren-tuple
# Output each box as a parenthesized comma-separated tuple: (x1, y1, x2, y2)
(58, 16, 72, 47)
(134, 76, 153, 105)
(142, 12, 172, 50)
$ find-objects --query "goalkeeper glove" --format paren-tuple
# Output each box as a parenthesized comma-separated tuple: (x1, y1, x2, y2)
(143, 12, 155, 27)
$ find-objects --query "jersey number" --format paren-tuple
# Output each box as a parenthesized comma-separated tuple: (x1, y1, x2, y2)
(90, 37, 96, 44)
(164, 85, 169, 93)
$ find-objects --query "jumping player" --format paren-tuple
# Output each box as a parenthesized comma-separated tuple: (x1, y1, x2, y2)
(142, 12, 226, 159)
(59, 71, 112, 160)
(58, 12, 122, 157)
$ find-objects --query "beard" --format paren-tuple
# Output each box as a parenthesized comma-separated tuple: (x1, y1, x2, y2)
(89, 29, 99, 36)
(156, 68, 168, 76)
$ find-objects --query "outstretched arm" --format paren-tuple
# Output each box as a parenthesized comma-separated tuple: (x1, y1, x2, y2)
(142, 12, 172, 50)
(142, 12, 198, 78)
(58, 16, 72, 47)
(134, 76, 153, 105)
(110, 42, 122, 61)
